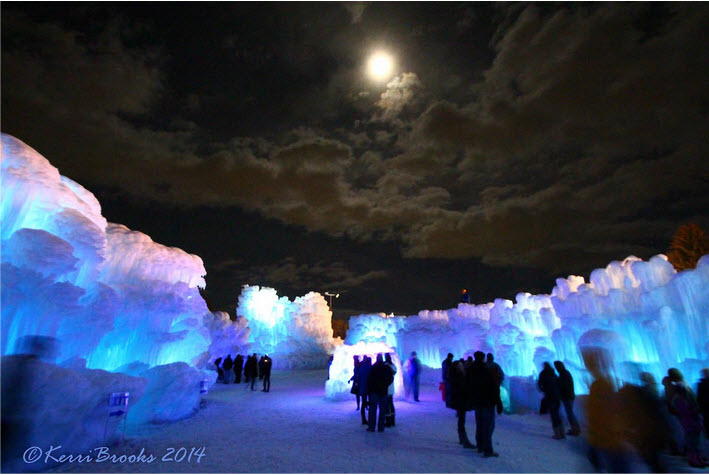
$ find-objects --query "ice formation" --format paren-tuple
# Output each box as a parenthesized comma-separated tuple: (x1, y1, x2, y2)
(3, 130, 708, 420)
(1, 134, 215, 467)
(203, 310, 252, 361)
(337, 255, 709, 402)
(1, 133, 211, 370)
(234, 285, 341, 368)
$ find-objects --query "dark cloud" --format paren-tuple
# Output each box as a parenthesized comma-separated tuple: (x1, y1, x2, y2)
(3, 3, 708, 315)
(342, 2, 370, 25)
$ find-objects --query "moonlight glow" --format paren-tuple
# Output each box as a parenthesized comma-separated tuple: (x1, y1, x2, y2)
(367, 52, 394, 81)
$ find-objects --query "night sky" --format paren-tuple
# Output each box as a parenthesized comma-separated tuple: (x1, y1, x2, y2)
(3, 3, 708, 320)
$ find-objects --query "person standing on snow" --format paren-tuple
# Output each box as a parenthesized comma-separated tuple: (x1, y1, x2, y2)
(384, 353, 397, 427)
(222, 354, 234, 384)
(258, 355, 266, 380)
(234, 354, 244, 383)
(245, 354, 258, 390)
(442, 353, 454, 408)
(469, 351, 498, 457)
(538, 362, 564, 439)
(667, 368, 707, 468)
(450, 358, 475, 448)
(214, 357, 223, 382)
(349, 355, 362, 410)
(357, 356, 372, 425)
(486, 353, 504, 414)
(262, 355, 272, 392)
(367, 354, 393, 432)
(554, 361, 580, 436)
(407, 351, 421, 402)
(460, 289, 470, 304)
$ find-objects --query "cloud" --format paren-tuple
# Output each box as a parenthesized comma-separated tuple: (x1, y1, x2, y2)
(376, 72, 424, 121)
(385, 3, 709, 268)
(342, 2, 369, 24)
(233, 257, 387, 292)
(3, 4, 708, 276)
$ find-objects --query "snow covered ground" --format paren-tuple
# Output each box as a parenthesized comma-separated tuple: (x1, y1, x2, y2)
(42, 369, 707, 474)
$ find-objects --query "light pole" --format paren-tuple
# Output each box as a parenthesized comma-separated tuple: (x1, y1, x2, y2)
(324, 292, 339, 313)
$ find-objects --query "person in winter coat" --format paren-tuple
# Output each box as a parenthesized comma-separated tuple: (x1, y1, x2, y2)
(538, 362, 564, 439)
(469, 351, 499, 457)
(487, 353, 504, 414)
(234, 354, 244, 383)
(349, 355, 362, 410)
(442, 353, 454, 408)
(450, 359, 474, 448)
(667, 368, 707, 468)
(357, 356, 372, 425)
(384, 354, 397, 427)
(554, 361, 580, 435)
(582, 347, 630, 473)
(261, 355, 272, 392)
(406, 351, 421, 402)
(698, 368, 709, 439)
(258, 356, 266, 380)
(214, 357, 224, 382)
(243, 355, 252, 383)
(621, 372, 671, 473)
(662, 374, 685, 454)
(245, 354, 258, 390)
(222, 354, 234, 384)
(367, 354, 393, 432)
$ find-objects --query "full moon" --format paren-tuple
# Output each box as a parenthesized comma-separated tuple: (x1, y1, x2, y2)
(367, 52, 394, 81)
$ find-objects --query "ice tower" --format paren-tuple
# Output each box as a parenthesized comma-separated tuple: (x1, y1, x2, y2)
(1, 133, 210, 370)
(236, 285, 340, 368)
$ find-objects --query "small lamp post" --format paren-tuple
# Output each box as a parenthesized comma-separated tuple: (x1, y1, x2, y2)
(324, 292, 340, 312)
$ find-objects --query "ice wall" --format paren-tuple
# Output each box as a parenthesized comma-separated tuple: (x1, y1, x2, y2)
(1, 133, 210, 370)
(233, 285, 341, 368)
(344, 255, 709, 397)
(203, 310, 252, 361)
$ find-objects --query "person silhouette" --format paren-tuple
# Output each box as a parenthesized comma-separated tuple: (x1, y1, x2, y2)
(262, 355, 272, 392)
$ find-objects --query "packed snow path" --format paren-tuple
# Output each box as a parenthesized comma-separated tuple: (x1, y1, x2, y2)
(47, 370, 702, 473)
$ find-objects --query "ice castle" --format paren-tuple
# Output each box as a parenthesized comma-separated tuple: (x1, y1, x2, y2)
(2, 131, 708, 414)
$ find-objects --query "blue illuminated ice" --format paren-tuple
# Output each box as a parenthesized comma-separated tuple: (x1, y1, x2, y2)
(1, 134, 210, 370)
(1, 133, 221, 470)
(336, 254, 709, 403)
(235, 285, 341, 368)
(3, 130, 708, 420)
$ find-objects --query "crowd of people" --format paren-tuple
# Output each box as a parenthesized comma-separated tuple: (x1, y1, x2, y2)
(344, 347, 709, 470)
(440, 351, 505, 458)
(213, 353, 272, 392)
(537, 360, 581, 439)
(349, 353, 397, 432)
(582, 348, 709, 472)
(210, 343, 708, 471)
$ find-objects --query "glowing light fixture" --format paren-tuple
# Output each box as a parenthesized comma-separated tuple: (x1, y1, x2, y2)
(324, 292, 339, 312)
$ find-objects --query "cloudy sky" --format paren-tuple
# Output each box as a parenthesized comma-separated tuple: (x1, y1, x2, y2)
(3, 2, 708, 319)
